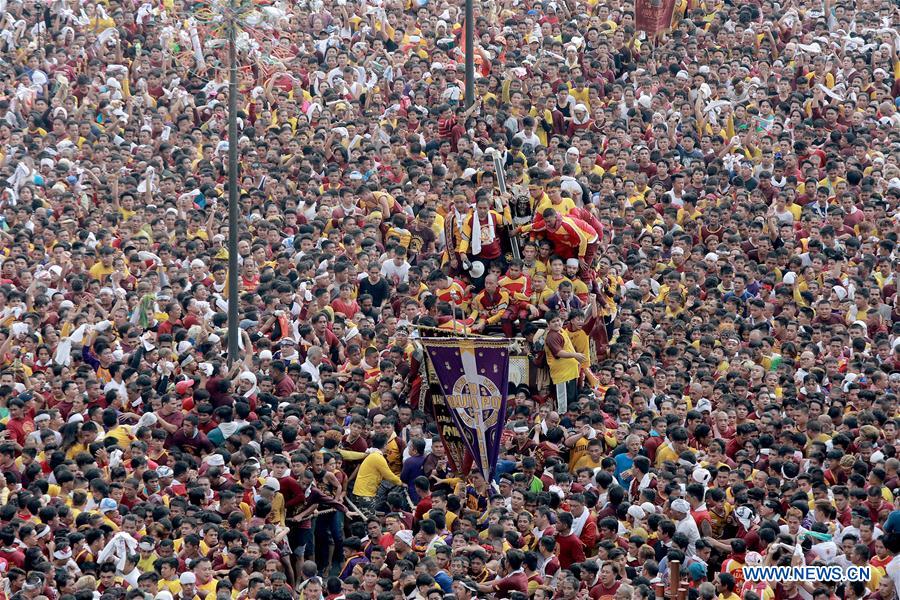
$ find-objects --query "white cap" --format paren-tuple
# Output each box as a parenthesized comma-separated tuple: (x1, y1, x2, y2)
(692, 468, 712, 485)
(670, 498, 691, 514)
(395, 530, 414, 547)
(627, 505, 646, 521)
(179, 573, 197, 585)
(263, 477, 281, 492)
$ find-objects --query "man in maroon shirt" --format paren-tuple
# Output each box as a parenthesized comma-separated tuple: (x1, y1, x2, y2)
(537, 536, 560, 581)
(164, 415, 214, 456)
(589, 562, 622, 600)
(554, 512, 586, 569)
(478, 549, 528, 598)
(272, 361, 296, 397)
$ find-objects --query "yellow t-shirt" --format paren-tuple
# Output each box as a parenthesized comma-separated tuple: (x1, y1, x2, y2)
(197, 579, 217, 600)
(89, 262, 114, 281)
(105, 425, 133, 448)
(158, 580, 182, 596)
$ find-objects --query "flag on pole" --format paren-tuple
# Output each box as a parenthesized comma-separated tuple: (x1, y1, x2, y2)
(422, 337, 511, 481)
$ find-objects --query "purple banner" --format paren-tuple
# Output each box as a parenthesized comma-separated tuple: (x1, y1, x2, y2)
(425, 360, 469, 475)
(422, 338, 510, 481)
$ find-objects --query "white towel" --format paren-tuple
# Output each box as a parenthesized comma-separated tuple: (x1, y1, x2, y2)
(54, 323, 89, 366)
(470, 211, 495, 256)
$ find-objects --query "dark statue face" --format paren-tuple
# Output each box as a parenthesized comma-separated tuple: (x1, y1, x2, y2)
(515, 197, 531, 214)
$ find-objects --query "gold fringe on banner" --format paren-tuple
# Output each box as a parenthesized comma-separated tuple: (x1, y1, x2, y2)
(413, 324, 526, 341)
(417, 337, 516, 347)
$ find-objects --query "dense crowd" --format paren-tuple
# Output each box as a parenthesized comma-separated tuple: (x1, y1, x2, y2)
(0, 0, 900, 599)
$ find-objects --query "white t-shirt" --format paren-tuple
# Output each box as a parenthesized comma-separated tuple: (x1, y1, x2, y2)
(381, 260, 410, 285)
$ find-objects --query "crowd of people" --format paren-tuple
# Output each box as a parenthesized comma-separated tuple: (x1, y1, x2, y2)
(1, 0, 900, 598)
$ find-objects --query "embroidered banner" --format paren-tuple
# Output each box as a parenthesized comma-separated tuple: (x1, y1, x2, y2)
(635, 0, 677, 35)
(422, 338, 511, 481)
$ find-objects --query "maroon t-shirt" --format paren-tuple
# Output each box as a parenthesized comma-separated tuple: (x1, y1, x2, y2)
(494, 571, 528, 598)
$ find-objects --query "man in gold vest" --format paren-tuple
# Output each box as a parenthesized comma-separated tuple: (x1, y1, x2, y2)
(543, 310, 585, 413)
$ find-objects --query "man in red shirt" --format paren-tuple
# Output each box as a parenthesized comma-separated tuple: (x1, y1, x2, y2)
(687, 482, 713, 538)
(0, 527, 25, 569)
(589, 562, 622, 600)
(478, 550, 528, 598)
(539, 208, 600, 280)
(568, 493, 598, 552)
(554, 512, 586, 569)
(4, 398, 33, 446)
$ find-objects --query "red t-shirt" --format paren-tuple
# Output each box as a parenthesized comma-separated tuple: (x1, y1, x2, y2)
(0, 547, 25, 569)
(555, 533, 586, 569)
(5, 417, 34, 446)
(590, 580, 621, 600)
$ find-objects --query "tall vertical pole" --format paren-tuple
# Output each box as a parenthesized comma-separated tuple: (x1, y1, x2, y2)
(464, 0, 474, 108)
(226, 0, 240, 365)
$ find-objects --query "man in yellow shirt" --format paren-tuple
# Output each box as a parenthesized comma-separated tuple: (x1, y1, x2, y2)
(543, 311, 584, 413)
(88, 246, 117, 282)
(350, 433, 402, 516)
(716, 572, 741, 600)
(137, 537, 159, 573)
(192, 557, 217, 600)
(156, 557, 182, 595)
(258, 478, 286, 526)
(655, 427, 695, 467)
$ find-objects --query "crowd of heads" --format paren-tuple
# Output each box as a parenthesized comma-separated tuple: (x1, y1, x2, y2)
(0, 0, 900, 597)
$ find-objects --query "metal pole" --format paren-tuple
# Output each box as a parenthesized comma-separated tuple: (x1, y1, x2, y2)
(464, 0, 474, 108)
(226, 0, 240, 365)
